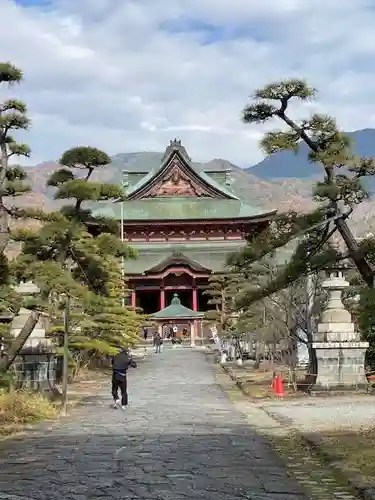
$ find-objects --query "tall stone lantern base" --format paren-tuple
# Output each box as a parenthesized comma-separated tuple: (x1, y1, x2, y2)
(312, 342, 368, 392)
(311, 266, 369, 392)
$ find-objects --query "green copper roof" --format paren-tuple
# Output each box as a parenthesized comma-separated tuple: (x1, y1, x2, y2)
(126, 140, 238, 200)
(151, 293, 203, 319)
(94, 197, 274, 221)
(122, 241, 245, 275)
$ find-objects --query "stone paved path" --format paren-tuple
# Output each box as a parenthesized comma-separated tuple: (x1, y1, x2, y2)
(0, 349, 311, 500)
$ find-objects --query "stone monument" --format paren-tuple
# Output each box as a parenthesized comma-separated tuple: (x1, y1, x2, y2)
(11, 281, 51, 348)
(9, 281, 57, 394)
(312, 264, 369, 391)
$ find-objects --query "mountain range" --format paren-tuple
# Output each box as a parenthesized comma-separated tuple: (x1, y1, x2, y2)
(8, 128, 375, 240)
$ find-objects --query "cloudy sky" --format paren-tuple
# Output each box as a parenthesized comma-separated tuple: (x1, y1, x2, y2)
(2, 0, 375, 166)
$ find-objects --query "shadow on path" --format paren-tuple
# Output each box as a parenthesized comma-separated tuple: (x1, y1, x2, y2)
(0, 349, 308, 500)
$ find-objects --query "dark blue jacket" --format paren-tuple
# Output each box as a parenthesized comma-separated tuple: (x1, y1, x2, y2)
(112, 350, 137, 378)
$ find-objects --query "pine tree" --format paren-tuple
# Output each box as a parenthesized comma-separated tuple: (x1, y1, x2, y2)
(84, 262, 141, 351)
(203, 272, 239, 334)
(1, 146, 144, 371)
(0, 62, 56, 369)
(0, 62, 31, 254)
(231, 78, 375, 306)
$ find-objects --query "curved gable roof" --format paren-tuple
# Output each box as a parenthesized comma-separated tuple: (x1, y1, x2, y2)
(145, 251, 210, 274)
(151, 293, 203, 319)
(127, 139, 239, 200)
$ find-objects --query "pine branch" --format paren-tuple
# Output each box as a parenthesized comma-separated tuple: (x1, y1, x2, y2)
(241, 77, 375, 287)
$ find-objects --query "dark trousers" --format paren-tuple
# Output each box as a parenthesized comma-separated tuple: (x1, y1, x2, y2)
(111, 373, 128, 406)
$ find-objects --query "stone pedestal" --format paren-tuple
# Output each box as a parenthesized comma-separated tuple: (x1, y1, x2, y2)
(10, 282, 58, 396)
(11, 307, 51, 349)
(312, 268, 369, 391)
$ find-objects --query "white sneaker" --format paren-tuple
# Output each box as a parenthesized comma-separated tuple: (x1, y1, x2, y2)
(121, 405, 127, 410)
(113, 399, 120, 408)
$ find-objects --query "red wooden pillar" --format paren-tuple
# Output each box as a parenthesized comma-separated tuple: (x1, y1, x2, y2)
(192, 288, 198, 312)
(131, 290, 136, 309)
(160, 288, 165, 310)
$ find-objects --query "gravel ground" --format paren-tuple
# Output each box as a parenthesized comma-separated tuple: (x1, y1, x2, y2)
(263, 395, 375, 431)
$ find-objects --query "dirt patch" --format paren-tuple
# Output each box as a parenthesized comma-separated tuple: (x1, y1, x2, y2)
(223, 363, 307, 400)
(61, 369, 109, 407)
(238, 370, 274, 399)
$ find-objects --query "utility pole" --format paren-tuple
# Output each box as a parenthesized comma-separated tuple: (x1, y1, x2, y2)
(120, 170, 126, 308)
(61, 259, 71, 417)
(305, 267, 317, 375)
(61, 294, 69, 416)
(120, 199, 125, 308)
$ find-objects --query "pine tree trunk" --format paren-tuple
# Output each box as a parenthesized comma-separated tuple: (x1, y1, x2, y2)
(0, 141, 10, 254)
(307, 342, 317, 378)
(0, 199, 9, 253)
(335, 217, 374, 287)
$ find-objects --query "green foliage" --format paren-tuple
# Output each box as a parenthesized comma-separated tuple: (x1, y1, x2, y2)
(55, 180, 123, 202)
(358, 288, 375, 369)
(47, 168, 74, 187)
(0, 63, 31, 160)
(0, 135, 144, 372)
(0, 66, 142, 372)
(0, 62, 32, 256)
(47, 257, 144, 378)
(203, 273, 238, 332)
(0, 62, 23, 84)
(60, 146, 110, 170)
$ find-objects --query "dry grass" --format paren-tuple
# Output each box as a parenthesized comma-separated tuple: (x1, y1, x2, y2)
(239, 370, 274, 399)
(226, 363, 307, 400)
(317, 429, 375, 486)
(0, 391, 57, 436)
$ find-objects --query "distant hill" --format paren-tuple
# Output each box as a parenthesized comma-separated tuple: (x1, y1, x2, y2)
(247, 128, 375, 180)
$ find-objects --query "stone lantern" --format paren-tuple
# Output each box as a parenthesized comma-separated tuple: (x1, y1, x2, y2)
(12, 281, 51, 348)
(10, 281, 58, 395)
(312, 262, 369, 391)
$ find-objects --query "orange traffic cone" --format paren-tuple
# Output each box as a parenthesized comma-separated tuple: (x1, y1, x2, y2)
(272, 374, 285, 398)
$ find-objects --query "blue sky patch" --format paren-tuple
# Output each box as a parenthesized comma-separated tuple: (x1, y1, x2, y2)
(14, 0, 52, 6)
(160, 17, 276, 45)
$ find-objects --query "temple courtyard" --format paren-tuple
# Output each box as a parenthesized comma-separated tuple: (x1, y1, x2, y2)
(0, 348, 363, 500)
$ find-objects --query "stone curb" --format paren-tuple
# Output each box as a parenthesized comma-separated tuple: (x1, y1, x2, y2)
(220, 364, 375, 500)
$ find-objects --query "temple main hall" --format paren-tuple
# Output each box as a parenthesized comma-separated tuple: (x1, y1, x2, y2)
(96, 139, 276, 314)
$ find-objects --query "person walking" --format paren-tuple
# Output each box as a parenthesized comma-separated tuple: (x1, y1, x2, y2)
(153, 332, 163, 354)
(111, 347, 137, 409)
(143, 327, 148, 341)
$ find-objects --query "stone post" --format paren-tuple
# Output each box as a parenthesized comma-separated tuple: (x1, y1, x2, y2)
(312, 266, 369, 391)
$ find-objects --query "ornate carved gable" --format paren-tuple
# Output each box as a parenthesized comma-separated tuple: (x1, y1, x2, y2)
(128, 138, 235, 200)
(146, 252, 209, 274)
(144, 157, 212, 198)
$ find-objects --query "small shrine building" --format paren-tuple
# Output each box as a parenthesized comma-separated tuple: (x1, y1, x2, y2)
(96, 139, 276, 314)
(151, 293, 204, 346)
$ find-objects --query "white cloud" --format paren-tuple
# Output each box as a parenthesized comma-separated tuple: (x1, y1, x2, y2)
(1, 0, 375, 166)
